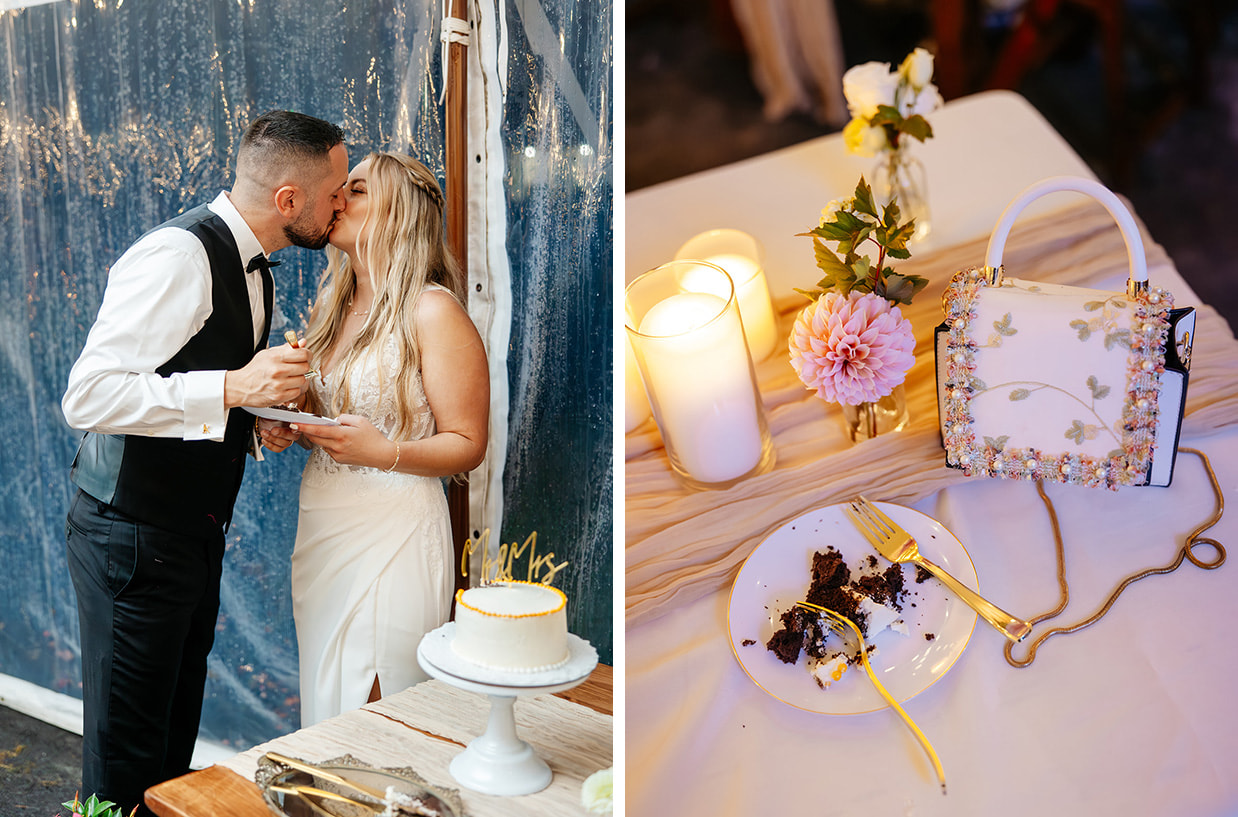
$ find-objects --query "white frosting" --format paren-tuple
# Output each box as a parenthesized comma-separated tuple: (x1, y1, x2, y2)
(848, 590, 909, 638)
(450, 581, 570, 672)
(810, 654, 849, 688)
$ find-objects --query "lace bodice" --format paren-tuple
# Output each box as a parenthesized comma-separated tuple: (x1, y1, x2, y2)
(302, 335, 434, 486)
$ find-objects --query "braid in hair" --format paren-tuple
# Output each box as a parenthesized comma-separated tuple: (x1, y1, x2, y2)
(407, 170, 445, 210)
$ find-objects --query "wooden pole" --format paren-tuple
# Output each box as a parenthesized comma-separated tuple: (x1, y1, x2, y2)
(444, 0, 471, 596)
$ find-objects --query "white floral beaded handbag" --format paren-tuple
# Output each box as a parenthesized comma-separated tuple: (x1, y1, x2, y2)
(934, 176, 1195, 488)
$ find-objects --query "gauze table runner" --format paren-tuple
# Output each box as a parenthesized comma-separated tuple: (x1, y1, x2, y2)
(626, 199, 1238, 627)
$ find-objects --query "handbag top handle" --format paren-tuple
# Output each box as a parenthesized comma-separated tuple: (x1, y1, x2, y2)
(984, 176, 1148, 296)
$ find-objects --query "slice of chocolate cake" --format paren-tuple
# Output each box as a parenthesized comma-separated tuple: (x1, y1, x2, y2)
(765, 546, 915, 688)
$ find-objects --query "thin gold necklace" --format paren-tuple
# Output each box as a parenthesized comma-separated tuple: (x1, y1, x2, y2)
(347, 298, 370, 317)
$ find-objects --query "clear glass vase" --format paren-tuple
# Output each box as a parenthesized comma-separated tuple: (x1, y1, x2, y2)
(872, 145, 931, 243)
(840, 385, 909, 442)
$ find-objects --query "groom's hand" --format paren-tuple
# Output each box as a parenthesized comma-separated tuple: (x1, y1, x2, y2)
(224, 343, 311, 409)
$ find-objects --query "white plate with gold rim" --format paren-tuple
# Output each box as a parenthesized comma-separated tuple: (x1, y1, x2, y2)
(244, 405, 339, 425)
(728, 501, 978, 715)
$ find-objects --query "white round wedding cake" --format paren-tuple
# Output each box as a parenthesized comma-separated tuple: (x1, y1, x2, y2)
(451, 580, 570, 672)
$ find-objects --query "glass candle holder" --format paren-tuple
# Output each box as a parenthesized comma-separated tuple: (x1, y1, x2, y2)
(674, 228, 778, 361)
(625, 260, 776, 489)
(624, 333, 651, 433)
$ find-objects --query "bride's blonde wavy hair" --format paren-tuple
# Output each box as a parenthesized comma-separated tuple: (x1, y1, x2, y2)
(304, 152, 464, 438)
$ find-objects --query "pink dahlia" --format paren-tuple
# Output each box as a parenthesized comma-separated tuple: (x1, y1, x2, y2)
(789, 290, 916, 405)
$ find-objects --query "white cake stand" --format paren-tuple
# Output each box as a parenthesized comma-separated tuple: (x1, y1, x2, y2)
(416, 623, 598, 796)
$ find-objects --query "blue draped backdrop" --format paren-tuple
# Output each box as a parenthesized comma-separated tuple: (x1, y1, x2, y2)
(0, 0, 611, 749)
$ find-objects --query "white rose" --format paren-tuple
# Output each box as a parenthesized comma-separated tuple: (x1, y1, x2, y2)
(904, 83, 943, 118)
(843, 117, 888, 158)
(842, 61, 897, 120)
(582, 767, 614, 815)
(900, 47, 935, 90)
(820, 199, 845, 226)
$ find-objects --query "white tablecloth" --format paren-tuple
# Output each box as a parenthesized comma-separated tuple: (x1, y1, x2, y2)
(625, 91, 1238, 816)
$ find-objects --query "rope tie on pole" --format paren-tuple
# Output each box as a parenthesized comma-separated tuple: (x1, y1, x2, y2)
(439, 4, 471, 104)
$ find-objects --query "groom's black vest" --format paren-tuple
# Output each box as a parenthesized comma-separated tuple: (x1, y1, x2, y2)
(70, 205, 271, 538)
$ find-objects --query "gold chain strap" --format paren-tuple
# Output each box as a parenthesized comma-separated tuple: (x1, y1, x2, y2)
(1004, 447, 1226, 668)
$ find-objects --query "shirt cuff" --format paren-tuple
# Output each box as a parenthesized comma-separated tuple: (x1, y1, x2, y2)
(183, 370, 228, 441)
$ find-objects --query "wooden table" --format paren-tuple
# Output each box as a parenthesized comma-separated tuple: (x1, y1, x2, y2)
(146, 664, 612, 817)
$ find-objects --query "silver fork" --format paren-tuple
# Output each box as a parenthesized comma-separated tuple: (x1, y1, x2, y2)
(845, 496, 1032, 643)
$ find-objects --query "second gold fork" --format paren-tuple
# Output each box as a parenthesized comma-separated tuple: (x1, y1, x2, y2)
(846, 496, 1032, 643)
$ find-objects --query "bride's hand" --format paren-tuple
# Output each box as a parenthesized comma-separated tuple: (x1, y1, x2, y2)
(257, 417, 301, 453)
(292, 414, 392, 468)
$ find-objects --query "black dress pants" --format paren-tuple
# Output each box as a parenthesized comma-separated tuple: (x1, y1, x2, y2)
(66, 489, 224, 817)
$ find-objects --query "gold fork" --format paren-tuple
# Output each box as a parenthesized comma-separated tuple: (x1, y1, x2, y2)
(268, 783, 382, 814)
(796, 600, 946, 794)
(284, 330, 321, 380)
(845, 496, 1032, 643)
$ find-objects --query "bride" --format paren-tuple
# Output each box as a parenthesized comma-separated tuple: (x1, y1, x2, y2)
(260, 151, 489, 726)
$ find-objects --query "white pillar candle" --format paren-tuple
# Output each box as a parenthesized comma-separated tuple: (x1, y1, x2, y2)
(635, 292, 765, 484)
(675, 230, 778, 361)
(624, 333, 651, 433)
(700, 254, 778, 361)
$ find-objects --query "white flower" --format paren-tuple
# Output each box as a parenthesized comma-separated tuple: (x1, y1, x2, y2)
(900, 47, 935, 90)
(903, 83, 944, 118)
(843, 117, 888, 158)
(820, 199, 845, 226)
(582, 767, 614, 815)
(842, 61, 897, 120)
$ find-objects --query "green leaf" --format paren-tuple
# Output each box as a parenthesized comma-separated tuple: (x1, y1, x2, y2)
(853, 178, 878, 219)
(1087, 375, 1111, 401)
(813, 236, 848, 272)
(1009, 388, 1030, 401)
(899, 114, 933, 142)
(1104, 329, 1131, 351)
(885, 243, 912, 261)
(852, 254, 872, 284)
(870, 104, 904, 128)
(969, 375, 987, 391)
(993, 313, 1017, 337)
(835, 210, 869, 232)
(1084, 300, 1105, 312)
(811, 238, 858, 295)
(1070, 319, 1091, 341)
(810, 222, 851, 241)
(984, 435, 1009, 451)
(877, 223, 916, 261)
(881, 198, 903, 230)
(880, 272, 928, 305)
(1065, 420, 1101, 445)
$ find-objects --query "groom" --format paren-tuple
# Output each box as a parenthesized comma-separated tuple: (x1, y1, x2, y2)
(62, 110, 347, 815)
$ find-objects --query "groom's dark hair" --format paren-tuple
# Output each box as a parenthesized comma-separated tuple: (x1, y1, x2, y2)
(236, 110, 345, 183)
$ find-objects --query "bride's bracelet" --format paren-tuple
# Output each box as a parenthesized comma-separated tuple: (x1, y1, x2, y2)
(384, 441, 402, 473)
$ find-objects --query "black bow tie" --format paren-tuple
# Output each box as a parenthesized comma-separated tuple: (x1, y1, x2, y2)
(246, 255, 281, 274)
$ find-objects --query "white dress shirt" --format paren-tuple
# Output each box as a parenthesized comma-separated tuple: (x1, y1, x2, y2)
(62, 192, 270, 442)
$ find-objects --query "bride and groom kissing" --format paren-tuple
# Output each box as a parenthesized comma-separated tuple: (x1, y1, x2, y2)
(61, 109, 488, 816)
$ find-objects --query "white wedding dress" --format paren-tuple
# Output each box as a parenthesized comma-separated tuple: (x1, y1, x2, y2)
(291, 332, 452, 727)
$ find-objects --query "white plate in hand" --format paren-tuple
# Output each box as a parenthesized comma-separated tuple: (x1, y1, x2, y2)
(728, 501, 978, 715)
(243, 405, 340, 425)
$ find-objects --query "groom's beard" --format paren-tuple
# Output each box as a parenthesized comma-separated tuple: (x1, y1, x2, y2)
(285, 212, 335, 250)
